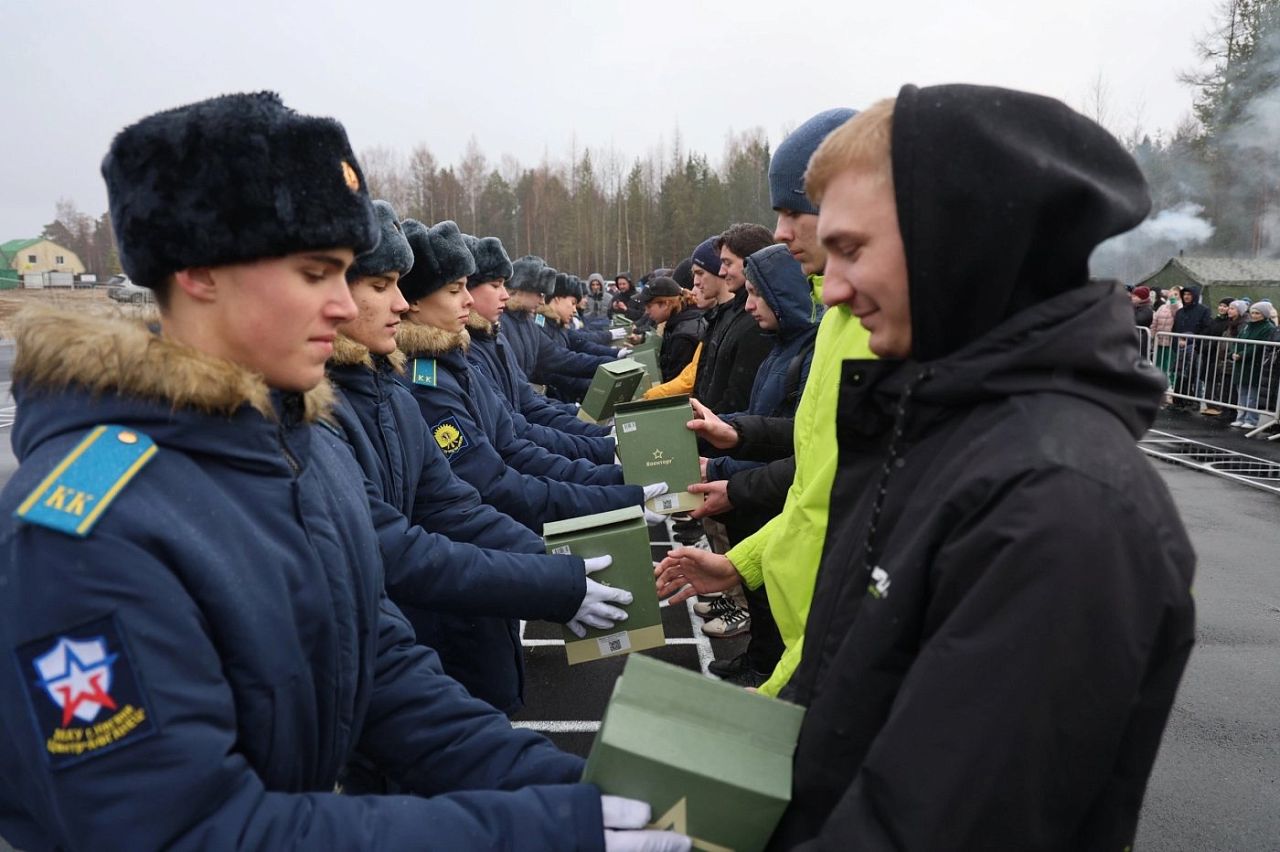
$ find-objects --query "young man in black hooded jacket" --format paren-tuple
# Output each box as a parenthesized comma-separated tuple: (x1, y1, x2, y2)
(766, 87, 1196, 850)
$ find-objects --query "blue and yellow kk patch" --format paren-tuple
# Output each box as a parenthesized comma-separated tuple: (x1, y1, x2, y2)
(411, 357, 438, 387)
(535, 314, 546, 327)
(15, 614, 157, 769)
(15, 425, 156, 537)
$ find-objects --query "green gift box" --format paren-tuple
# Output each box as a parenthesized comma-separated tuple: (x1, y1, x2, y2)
(628, 348, 662, 394)
(613, 395, 703, 514)
(611, 314, 635, 329)
(578, 359, 647, 423)
(543, 506, 665, 665)
(583, 655, 804, 852)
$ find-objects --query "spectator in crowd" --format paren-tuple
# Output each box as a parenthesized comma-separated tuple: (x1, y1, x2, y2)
(610, 273, 644, 321)
(1132, 285, 1153, 327)
(635, 276, 706, 382)
(1171, 285, 1212, 407)
(581, 272, 611, 326)
(1232, 300, 1279, 429)
(1198, 297, 1234, 414)
(1152, 285, 1181, 398)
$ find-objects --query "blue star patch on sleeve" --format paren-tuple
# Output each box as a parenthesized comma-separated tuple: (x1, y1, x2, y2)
(431, 416, 473, 459)
(14, 614, 157, 770)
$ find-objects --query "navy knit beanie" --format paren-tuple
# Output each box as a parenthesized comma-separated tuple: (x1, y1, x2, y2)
(769, 107, 857, 215)
(102, 91, 378, 288)
(399, 219, 476, 303)
(347, 200, 414, 282)
(690, 237, 722, 274)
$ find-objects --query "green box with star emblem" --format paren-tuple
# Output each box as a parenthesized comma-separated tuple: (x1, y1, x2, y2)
(582, 654, 804, 852)
(578, 358, 647, 424)
(543, 506, 665, 665)
(612, 395, 703, 514)
(627, 348, 662, 393)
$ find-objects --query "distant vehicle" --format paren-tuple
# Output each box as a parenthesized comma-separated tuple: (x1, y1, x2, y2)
(107, 277, 154, 304)
(100, 274, 129, 289)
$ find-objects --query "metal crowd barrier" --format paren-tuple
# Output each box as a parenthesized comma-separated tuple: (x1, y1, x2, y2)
(1148, 331, 1280, 440)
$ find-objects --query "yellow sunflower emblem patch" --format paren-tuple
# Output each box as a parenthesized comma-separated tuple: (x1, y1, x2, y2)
(432, 417, 470, 457)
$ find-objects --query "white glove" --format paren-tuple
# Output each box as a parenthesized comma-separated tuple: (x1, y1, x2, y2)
(643, 482, 669, 502)
(602, 796, 693, 852)
(567, 577, 631, 638)
(643, 507, 667, 526)
(584, 555, 612, 574)
(617, 348, 632, 357)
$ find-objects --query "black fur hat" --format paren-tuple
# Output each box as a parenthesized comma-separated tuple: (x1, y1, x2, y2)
(347, 200, 414, 282)
(464, 235, 514, 287)
(508, 255, 546, 293)
(398, 219, 476, 303)
(551, 272, 577, 300)
(102, 92, 378, 289)
(535, 266, 558, 298)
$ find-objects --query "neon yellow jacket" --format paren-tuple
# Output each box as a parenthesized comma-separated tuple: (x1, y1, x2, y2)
(726, 278, 875, 696)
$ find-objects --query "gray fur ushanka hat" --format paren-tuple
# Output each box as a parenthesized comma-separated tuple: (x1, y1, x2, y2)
(102, 91, 378, 288)
(347, 200, 414, 282)
(398, 219, 476, 303)
(463, 235, 515, 287)
(508, 255, 546, 293)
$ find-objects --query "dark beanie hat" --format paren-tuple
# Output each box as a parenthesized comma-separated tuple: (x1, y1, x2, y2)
(508, 255, 548, 293)
(672, 258, 694, 289)
(463, 234, 514, 286)
(1218, 296, 1233, 306)
(769, 107, 857, 216)
(690, 237, 722, 274)
(347, 200, 414, 282)
(102, 91, 378, 289)
(398, 219, 476, 303)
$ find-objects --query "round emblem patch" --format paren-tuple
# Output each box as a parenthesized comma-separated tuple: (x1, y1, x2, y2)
(341, 160, 360, 192)
(433, 421, 464, 455)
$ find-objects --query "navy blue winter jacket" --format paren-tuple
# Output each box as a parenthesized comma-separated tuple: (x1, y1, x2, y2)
(534, 308, 616, 400)
(395, 321, 643, 531)
(464, 315, 616, 463)
(467, 313, 612, 438)
(706, 246, 821, 484)
(502, 307, 609, 395)
(327, 337, 585, 715)
(0, 311, 604, 852)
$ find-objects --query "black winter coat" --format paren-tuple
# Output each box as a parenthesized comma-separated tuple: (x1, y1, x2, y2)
(692, 289, 775, 413)
(658, 307, 706, 382)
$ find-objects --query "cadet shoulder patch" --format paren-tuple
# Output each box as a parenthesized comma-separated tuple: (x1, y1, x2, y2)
(15, 614, 157, 769)
(411, 357, 438, 387)
(535, 314, 546, 327)
(431, 416, 472, 458)
(15, 425, 156, 538)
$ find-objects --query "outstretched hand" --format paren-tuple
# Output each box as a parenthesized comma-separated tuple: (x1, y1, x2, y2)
(686, 398, 738, 450)
(688, 480, 731, 518)
(654, 546, 741, 605)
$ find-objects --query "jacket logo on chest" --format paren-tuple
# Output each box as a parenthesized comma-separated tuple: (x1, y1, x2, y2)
(868, 565, 891, 599)
(432, 416, 471, 457)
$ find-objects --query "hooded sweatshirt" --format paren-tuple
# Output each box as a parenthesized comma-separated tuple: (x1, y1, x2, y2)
(0, 310, 600, 851)
(771, 84, 1195, 852)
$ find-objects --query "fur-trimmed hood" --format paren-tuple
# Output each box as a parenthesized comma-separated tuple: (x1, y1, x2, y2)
(13, 307, 334, 422)
(330, 333, 407, 374)
(395, 320, 469, 358)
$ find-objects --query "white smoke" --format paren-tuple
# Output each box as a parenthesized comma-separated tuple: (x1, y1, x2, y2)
(1091, 202, 1216, 284)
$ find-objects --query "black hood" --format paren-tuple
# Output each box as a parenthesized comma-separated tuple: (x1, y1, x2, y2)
(892, 84, 1151, 362)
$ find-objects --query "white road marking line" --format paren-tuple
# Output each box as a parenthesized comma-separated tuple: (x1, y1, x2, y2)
(513, 720, 601, 733)
(522, 637, 703, 647)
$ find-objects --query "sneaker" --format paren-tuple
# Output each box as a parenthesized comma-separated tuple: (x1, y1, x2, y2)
(1230, 420, 1246, 427)
(702, 607, 751, 638)
(1202, 407, 1222, 416)
(723, 665, 769, 689)
(693, 596, 741, 619)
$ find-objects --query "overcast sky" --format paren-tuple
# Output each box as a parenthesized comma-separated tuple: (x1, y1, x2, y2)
(1, 0, 1214, 239)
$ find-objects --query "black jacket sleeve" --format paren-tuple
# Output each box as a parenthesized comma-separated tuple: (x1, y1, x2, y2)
(725, 455, 795, 518)
(730, 414, 795, 462)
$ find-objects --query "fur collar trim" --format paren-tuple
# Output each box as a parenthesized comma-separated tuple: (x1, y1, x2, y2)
(330, 333, 407, 374)
(536, 305, 565, 327)
(13, 306, 334, 421)
(466, 311, 495, 337)
(395, 321, 469, 357)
